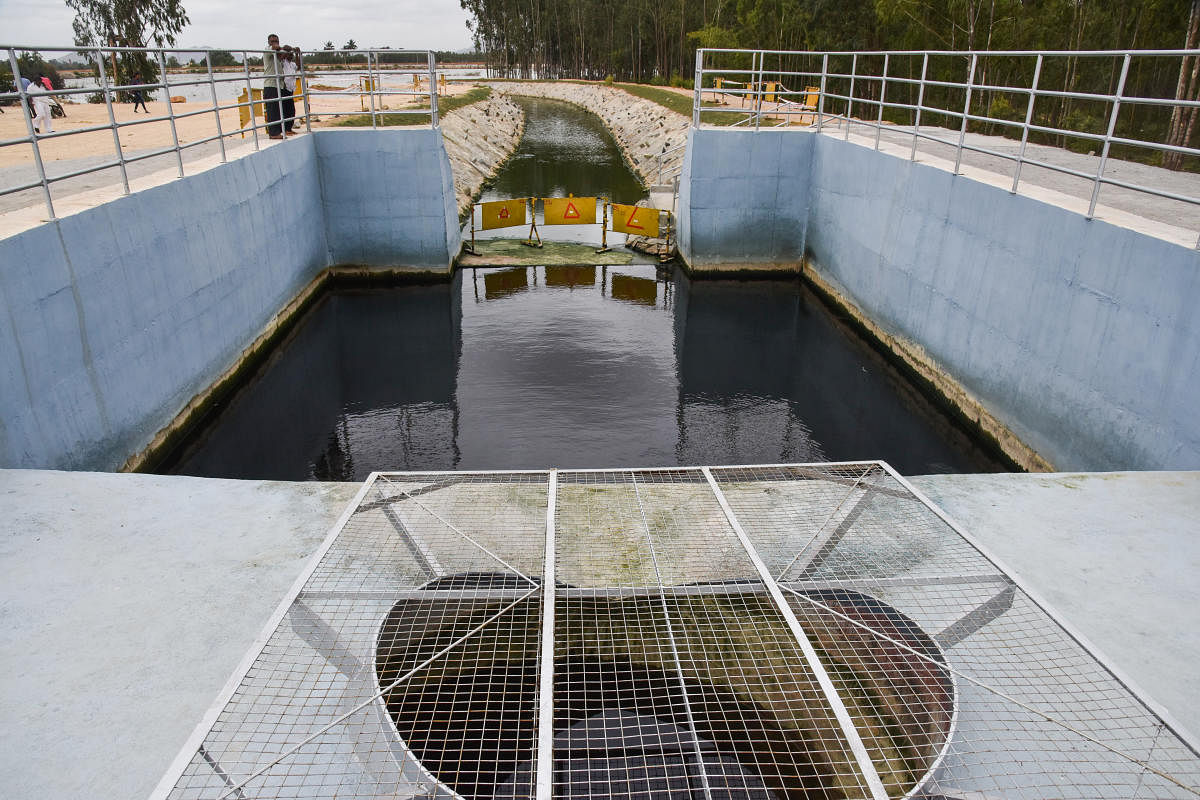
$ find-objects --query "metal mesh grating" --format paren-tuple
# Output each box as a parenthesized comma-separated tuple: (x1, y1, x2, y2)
(156, 463, 1200, 800)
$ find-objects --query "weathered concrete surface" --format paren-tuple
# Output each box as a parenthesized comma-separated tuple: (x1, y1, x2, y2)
(805, 133, 1200, 471)
(1, 469, 1195, 800)
(913, 471, 1200, 746)
(0, 129, 461, 472)
(315, 128, 461, 269)
(0, 469, 361, 800)
(677, 127, 811, 269)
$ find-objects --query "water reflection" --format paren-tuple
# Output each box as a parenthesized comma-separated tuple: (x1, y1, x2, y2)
(483, 267, 531, 300)
(164, 266, 1002, 480)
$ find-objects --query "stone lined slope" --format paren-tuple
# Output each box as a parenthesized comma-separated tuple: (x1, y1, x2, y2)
(440, 92, 526, 215)
(493, 82, 688, 186)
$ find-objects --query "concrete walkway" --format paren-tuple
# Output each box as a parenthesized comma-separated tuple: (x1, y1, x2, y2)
(0, 468, 1196, 799)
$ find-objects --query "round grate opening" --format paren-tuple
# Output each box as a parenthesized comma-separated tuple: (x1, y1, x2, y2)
(376, 574, 955, 800)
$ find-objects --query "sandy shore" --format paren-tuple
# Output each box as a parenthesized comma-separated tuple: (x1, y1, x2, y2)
(0, 80, 477, 169)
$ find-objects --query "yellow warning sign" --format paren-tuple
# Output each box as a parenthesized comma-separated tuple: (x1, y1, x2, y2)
(543, 195, 597, 225)
(480, 198, 527, 230)
(610, 203, 661, 238)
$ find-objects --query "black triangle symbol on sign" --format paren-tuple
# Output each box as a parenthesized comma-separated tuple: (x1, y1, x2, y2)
(564, 201, 580, 219)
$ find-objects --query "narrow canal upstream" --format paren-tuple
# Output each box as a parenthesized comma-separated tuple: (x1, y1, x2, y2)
(161, 98, 1006, 480)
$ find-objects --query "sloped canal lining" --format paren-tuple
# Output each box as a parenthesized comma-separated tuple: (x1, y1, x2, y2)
(154, 98, 1008, 480)
(469, 97, 649, 248)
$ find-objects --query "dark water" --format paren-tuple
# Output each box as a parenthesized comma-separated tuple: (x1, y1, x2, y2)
(472, 98, 647, 246)
(164, 267, 1003, 479)
(160, 98, 1005, 479)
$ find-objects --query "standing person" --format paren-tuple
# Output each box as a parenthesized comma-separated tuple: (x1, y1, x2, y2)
(262, 33, 285, 139)
(129, 72, 149, 113)
(29, 83, 53, 134)
(281, 47, 299, 134)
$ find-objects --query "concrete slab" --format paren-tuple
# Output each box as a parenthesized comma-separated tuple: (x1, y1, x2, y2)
(1, 468, 1196, 799)
(0, 469, 360, 800)
(912, 470, 1200, 743)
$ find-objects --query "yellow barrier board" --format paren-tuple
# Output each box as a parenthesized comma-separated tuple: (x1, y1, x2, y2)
(480, 198, 527, 230)
(611, 203, 661, 238)
(543, 195, 597, 225)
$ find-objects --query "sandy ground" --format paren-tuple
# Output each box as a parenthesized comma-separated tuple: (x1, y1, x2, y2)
(0, 79, 474, 169)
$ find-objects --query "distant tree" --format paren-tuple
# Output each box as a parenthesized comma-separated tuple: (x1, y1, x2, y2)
(66, 0, 190, 87)
(166, 54, 180, 67)
(342, 39, 357, 50)
(208, 49, 238, 67)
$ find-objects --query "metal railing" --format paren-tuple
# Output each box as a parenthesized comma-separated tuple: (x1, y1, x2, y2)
(1, 44, 445, 220)
(693, 48, 1200, 248)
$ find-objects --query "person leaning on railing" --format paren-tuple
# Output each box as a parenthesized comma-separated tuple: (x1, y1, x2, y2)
(263, 33, 286, 139)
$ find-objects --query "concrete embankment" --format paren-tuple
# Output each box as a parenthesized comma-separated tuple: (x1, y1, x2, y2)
(493, 82, 688, 186)
(0, 127, 464, 471)
(440, 92, 525, 215)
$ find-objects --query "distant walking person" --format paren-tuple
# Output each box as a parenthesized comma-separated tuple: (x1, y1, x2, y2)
(29, 83, 53, 134)
(129, 72, 149, 113)
(263, 33, 285, 139)
(281, 46, 299, 133)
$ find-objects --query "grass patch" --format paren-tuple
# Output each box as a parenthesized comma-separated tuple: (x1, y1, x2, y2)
(333, 86, 491, 127)
(612, 82, 747, 126)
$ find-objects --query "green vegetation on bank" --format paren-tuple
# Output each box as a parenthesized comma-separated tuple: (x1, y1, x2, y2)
(333, 86, 491, 127)
(610, 83, 744, 126)
(462, 0, 1200, 169)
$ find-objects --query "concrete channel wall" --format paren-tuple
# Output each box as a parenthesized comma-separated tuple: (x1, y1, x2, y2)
(678, 127, 1200, 470)
(0, 128, 459, 470)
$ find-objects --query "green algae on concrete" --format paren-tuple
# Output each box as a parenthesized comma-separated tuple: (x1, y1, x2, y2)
(458, 237, 655, 267)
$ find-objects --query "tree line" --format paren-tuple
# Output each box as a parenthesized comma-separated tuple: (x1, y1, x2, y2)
(461, 0, 1200, 167)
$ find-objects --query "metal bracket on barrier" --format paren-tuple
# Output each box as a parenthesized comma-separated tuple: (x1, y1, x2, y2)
(522, 197, 543, 248)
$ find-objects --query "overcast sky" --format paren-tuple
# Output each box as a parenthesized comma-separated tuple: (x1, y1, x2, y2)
(1, 0, 476, 54)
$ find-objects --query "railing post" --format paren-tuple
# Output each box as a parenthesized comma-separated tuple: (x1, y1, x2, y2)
(910, 52, 928, 161)
(9, 47, 56, 219)
(875, 53, 889, 151)
(366, 51, 378, 128)
(954, 52, 977, 174)
(754, 50, 764, 130)
(301, 49, 313, 133)
(204, 50, 227, 163)
(94, 45, 130, 195)
(845, 53, 857, 140)
(158, 48, 185, 177)
(1011, 53, 1043, 194)
(816, 53, 828, 132)
(428, 50, 440, 128)
(242, 52, 261, 150)
(1088, 52, 1131, 218)
(693, 48, 703, 127)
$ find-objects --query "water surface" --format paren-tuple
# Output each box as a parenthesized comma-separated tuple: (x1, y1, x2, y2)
(165, 267, 1003, 479)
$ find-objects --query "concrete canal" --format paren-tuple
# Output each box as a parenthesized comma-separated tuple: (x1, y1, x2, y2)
(158, 99, 1005, 479)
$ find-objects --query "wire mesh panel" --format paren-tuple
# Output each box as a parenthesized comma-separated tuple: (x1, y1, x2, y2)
(160, 464, 1200, 800)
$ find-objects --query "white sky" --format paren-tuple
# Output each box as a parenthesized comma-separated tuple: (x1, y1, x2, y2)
(1, 0, 476, 54)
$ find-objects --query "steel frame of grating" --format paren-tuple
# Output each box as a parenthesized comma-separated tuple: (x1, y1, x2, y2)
(153, 462, 1200, 800)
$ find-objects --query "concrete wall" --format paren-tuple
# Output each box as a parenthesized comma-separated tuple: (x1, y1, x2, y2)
(315, 128, 461, 268)
(0, 129, 460, 470)
(677, 128, 1200, 470)
(678, 128, 811, 269)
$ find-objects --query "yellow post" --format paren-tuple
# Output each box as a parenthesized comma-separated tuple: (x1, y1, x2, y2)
(523, 198, 543, 248)
(596, 201, 610, 253)
(466, 203, 477, 255)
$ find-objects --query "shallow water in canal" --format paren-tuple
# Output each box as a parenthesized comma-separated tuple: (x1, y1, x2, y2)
(161, 98, 1005, 479)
